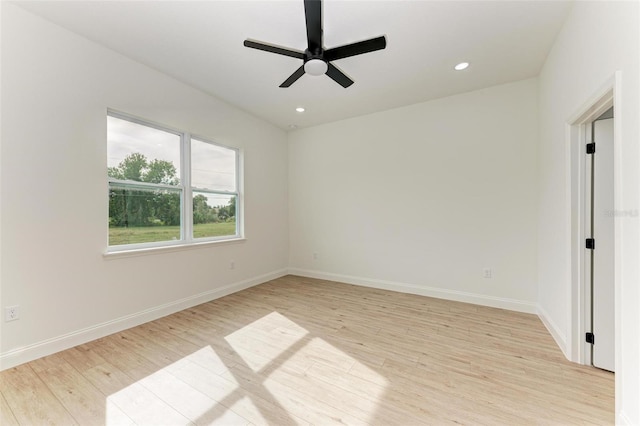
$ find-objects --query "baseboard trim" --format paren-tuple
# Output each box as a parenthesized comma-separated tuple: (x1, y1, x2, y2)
(536, 304, 568, 358)
(0, 269, 287, 371)
(288, 268, 538, 314)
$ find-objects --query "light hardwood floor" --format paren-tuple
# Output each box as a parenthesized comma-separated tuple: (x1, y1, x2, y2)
(0, 275, 613, 425)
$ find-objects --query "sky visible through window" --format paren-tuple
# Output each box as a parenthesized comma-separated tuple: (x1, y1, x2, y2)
(107, 115, 181, 176)
(191, 138, 236, 192)
(107, 115, 237, 208)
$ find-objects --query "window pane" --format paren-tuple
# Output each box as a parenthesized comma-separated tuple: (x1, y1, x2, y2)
(107, 115, 181, 185)
(191, 138, 236, 191)
(192, 192, 236, 239)
(109, 185, 181, 245)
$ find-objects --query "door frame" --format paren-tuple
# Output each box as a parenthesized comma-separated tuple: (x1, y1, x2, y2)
(566, 71, 621, 368)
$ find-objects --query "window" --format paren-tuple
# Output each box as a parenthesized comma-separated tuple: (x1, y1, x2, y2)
(107, 112, 240, 250)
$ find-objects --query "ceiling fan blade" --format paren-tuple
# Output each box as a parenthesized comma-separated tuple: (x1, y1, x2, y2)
(244, 40, 305, 59)
(304, 0, 322, 53)
(324, 36, 387, 62)
(279, 65, 306, 88)
(326, 63, 354, 88)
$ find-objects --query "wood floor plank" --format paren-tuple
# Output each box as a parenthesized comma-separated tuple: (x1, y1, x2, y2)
(30, 359, 107, 426)
(0, 391, 19, 426)
(59, 344, 109, 373)
(80, 361, 136, 397)
(84, 335, 164, 381)
(217, 393, 310, 426)
(0, 275, 614, 425)
(0, 364, 78, 425)
(108, 381, 194, 425)
(138, 368, 247, 425)
(221, 362, 369, 426)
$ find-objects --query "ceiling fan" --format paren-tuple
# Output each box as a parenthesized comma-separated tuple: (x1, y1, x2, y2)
(243, 0, 387, 88)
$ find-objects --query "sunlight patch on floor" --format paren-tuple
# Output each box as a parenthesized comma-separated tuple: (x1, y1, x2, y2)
(106, 346, 241, 425)
(106, 312, 388, 425)
(224, 311, 310, 372)
(224, 312, 389, 424)
(264, 337, 389, 424)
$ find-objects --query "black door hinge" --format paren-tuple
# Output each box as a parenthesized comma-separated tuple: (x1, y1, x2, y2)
(586, 238, 595, 250)
(586, 332, 595, 344)
(587, 143, 596, 154)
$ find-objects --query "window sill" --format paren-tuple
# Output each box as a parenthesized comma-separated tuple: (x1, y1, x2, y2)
(103, 238, 246, 260)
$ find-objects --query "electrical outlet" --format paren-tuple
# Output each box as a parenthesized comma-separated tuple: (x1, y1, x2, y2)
(229, 260, 235, 270)
(483, 268, 493, 279)
(5, 305, 20, 322)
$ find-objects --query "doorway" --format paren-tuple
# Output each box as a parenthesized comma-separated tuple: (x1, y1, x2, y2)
(567, 75, 620, 373)
(585, 107, 615, 372)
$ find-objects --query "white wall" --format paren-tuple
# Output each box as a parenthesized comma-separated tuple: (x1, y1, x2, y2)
(0, 3, 289, 369)
(289, 79, 539, 312)
(537, 1, 639, 424)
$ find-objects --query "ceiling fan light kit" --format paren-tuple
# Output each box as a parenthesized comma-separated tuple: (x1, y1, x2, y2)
(244, 0, 386, 88)
(304, 59, 328, 76)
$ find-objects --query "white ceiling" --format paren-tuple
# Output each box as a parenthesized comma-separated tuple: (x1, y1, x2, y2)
(14, 0, 573, 130)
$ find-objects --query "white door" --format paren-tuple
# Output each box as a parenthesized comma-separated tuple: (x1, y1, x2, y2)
(590, 115, 615, 372)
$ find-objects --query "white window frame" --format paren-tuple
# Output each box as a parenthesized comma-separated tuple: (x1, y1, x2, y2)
(107, 110, 241, 253)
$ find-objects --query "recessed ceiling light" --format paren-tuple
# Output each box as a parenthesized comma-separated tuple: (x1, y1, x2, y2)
(454, 62, 470, 71)
(295, 107, 305, 113)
